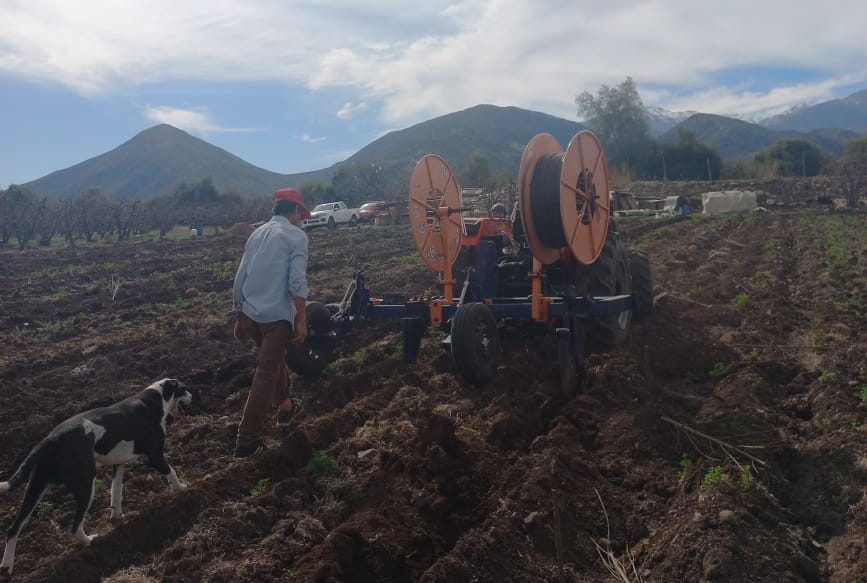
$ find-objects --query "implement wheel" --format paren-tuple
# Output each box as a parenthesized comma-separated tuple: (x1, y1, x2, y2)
(286, 301, 335, 377)
(451, 302, 500, 385)
(629, 250, 653, 319)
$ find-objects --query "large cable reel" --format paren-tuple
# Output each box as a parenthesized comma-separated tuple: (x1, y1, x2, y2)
(408, 154, 464, 275)
(518, 131, 611, 266)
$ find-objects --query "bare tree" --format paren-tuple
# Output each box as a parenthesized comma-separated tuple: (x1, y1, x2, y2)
(839, 137, 867, 208)
(57, 199, 78, 247)
(111, 199, 141, 241)
(77, 188, 111, 242)
(5, 187, 48, 250)
(37, 202, 63, 246)
(0, 190, 10, 247)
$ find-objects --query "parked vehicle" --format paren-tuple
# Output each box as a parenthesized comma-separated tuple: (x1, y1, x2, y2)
(303, 201, 359, 230)
(358, 201, 389, 223)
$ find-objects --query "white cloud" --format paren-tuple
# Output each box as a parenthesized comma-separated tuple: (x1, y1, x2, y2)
(337, 101, 368, 120)
(2, 1, 866, 123)
(143, 106, 254, 133)
(300, 133, 326, 143)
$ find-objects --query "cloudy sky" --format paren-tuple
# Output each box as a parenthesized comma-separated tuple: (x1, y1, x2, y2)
(2, 0, 866, 187)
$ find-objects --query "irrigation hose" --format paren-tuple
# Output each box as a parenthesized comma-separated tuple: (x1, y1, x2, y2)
(530, 153, 567, 248)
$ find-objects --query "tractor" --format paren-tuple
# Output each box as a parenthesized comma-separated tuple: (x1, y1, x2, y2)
(288, 131, 653, 396)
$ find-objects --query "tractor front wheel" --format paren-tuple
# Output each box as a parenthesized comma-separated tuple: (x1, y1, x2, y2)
(450, 302, 500, 385)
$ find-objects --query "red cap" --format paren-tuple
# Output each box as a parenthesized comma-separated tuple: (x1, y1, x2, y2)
(273, 188, 311, 219)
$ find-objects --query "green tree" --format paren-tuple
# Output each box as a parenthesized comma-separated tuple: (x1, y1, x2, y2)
(839, 136, 867, 207)
(662, 128, 723, 180)
(174, 177, 219, 205)
(299, 182, 334, 206)
(461, 153, 492, 187)
(331, 163, 384, 207)
(575, 77, 656, 176)
(753, 139, 823, 177)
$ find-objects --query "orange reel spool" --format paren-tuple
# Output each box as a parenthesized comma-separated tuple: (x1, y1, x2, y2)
(518, 131, 610, 265)
(408, 154, 464, 274)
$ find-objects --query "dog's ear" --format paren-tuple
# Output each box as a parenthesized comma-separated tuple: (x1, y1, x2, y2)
(160, 378, 183, 401)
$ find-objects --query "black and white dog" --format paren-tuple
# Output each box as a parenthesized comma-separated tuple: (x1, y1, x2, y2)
(0, 378, 193, 575)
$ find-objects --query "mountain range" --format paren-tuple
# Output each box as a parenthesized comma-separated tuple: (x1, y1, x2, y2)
(21, 89, 867, 199)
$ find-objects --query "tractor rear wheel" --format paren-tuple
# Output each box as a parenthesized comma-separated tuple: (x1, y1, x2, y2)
(286, 301, 335, 377)
(629, 250, 653, 319)
(583, 226, 631, 345)
(451, 302, 500, 385)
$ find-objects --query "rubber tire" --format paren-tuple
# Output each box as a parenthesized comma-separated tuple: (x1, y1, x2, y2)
(450, 302, 500, 385)
(286, 301, 334, 377)
(586, 228, 632, 345)
(349, 215, 357, 227)
(305, 301, 333, 334)
(629, 250, 653, 319)
(327, 217, 337, 230)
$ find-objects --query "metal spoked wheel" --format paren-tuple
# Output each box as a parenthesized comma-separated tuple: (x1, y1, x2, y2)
(408, 154, 464, 273)
(450, 302, 500, 385)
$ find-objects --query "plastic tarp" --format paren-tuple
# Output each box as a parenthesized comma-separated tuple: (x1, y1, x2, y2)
(701, 191, 757, 215)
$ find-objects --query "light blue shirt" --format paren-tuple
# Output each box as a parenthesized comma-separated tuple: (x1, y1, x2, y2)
(233, 215, 309, 324)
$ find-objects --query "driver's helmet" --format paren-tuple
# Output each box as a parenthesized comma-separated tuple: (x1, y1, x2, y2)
(491, 203, 508, 218)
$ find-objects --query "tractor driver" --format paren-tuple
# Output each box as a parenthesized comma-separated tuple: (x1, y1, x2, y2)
(481, 202, 513, 248)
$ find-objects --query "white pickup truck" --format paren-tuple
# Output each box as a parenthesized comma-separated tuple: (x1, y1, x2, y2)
(303, 201, 359, 230)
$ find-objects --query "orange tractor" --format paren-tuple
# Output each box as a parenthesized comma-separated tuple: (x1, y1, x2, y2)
(291, 131, 653, 396)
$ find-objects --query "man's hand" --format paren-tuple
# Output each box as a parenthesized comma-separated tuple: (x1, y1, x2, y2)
(292, 297, 308, 345)
(292, 317, 308, 345)
(234, 312, 252, 342)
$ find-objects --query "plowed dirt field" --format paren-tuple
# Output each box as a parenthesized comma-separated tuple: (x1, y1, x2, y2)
(1, 211, 865, 582)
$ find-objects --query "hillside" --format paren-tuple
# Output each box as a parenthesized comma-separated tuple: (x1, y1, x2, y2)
(664, 113, 860, 158)
(22, 97, 865, 200)
(663, 114, 783, 158)
(762, 89, 867, 132)
(645, 106, 696, 136)
(24, 125, 331, 199)
(344, 104, 585, 184)
(23, 106, 585, 200)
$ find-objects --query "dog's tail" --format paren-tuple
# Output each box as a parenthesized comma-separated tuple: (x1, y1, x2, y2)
(1, 444, 46, 494)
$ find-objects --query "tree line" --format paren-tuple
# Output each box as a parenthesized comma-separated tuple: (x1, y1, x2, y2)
(575, 77, 867, 189)
(0, 178, 273, 250)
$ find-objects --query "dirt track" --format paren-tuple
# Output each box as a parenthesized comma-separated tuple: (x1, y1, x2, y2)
(1, 211, 865, 582)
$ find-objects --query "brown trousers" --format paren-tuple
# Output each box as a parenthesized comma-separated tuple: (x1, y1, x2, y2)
(236, 315, 293, 447)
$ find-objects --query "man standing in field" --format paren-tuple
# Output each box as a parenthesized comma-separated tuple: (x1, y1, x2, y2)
(231, 188, 311, 458)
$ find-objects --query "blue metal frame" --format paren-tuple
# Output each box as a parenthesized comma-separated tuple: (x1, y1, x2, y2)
(329, 271, 635, 370)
